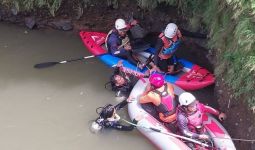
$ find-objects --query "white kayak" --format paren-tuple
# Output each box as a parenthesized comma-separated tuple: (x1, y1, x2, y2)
(128, 79, 236, 150)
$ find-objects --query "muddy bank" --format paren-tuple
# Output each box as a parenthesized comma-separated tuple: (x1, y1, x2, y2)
(1, 0, 254, 149)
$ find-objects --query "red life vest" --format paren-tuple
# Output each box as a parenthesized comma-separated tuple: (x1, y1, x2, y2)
(186, 102, 204, 132)
(158, 33, 181, 59)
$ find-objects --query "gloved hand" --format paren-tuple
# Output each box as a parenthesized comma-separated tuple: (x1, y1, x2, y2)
(130, 19, 138, 26)
(218, 112, 226, 121)
(199, 134, 210, 140)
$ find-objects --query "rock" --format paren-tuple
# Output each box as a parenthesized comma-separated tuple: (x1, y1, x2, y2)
(235, 122, 238, 126)
(248, 126, 253, 132)
(48, 19, 73, 31)
(218, 90, 223, 94)
(75, 6, 83, 20)
(25, 17, 36, 29)
(11, 7, 18, 16)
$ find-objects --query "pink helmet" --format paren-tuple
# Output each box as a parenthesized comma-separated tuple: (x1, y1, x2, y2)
(149, 73, 164, 88)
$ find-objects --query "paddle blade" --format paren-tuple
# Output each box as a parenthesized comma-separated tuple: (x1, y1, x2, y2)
(34, 62, 59, 69)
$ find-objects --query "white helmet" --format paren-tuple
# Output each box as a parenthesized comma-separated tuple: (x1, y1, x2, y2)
(115, 18, 127, 30)
(164, 23, 178, 38)
(179, 92, 196, 106)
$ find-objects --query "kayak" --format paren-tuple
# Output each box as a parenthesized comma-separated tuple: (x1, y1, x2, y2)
(128, 79, 236, 150)
(79, 31, 215, 91)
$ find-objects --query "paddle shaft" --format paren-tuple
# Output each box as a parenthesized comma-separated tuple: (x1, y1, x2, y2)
(59, 55, 95, 64)
(121, 119, 210, 148)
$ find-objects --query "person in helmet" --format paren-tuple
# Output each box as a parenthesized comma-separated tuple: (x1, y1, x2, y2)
(106, 18, 143, 67)
(139, 73, 178, 132)
(153, 23, 183, 74)
(92, 104, 143, 132)
(177, 92, 226, 142)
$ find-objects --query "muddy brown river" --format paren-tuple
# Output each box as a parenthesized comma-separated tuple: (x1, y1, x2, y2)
(0, 23, 154, 150)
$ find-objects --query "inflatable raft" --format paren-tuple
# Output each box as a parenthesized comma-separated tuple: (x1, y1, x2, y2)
(79, 31, 215, 91)
(127, 79, 236, 150)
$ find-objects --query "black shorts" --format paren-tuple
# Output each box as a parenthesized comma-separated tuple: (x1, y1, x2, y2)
(157, 57, 175, 72)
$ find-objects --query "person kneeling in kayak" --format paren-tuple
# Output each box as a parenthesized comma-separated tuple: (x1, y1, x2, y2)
(139, 73, 178, 132)
(177, 92, 226, 148)
(91, 104, 143, 133)
(106, 18, 146, 69)
(153, 23, 184, 74)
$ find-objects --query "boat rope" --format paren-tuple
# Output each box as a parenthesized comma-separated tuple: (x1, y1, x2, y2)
(121, 118, 211, 148)
(213, 137, 255, 142)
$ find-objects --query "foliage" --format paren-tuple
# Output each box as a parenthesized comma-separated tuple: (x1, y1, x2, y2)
(0, 0, 63, 16)
(136, 0, 255, 107)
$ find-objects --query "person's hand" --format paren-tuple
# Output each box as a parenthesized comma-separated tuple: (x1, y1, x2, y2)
(138, 63, 145, 69)
(150, 65, 161, 73)
(130, 19, 138, 26)
(124, 44, 132, 51)
(117, 60, 123, 67)
(218, 112, 226, 121)
(134, 114, 144, 121)
(199, 134, 210, 140)
(127, 96, 135, 103)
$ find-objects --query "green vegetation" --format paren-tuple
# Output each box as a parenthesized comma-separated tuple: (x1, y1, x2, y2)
(1, 0, 254, 106)
(140, 0, 255, 107)
(1, 0, 63, 16)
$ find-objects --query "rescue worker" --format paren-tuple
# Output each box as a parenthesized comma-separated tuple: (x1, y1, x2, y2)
(153, 23, 183, 74)
(91, 104, 143, 132)
(177, 92, 226, 142)
(139, 73, 178, 132)
(106, 18, 144, 68)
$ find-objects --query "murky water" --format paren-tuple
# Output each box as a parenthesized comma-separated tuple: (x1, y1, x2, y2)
(0, 23, 154, 150)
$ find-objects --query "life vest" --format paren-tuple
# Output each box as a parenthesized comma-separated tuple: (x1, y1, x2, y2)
(158, 33, 181, 59)
(153, 83, 177, 123)
(186, 103, 204, 132)
(105, 29, 130, 52)
(105, 29, 113, 51)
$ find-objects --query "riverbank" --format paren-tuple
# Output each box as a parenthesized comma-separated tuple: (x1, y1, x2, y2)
(1, 0, 254, 149)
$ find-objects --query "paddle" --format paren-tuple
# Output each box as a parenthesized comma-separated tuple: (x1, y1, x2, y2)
(121, 118, 211, 148)
(34, 55, 95, 69)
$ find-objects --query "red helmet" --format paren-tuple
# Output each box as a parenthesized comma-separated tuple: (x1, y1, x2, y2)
(149, 73, 164, 88)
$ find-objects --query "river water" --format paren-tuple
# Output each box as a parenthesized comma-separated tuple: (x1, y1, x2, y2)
(0, 23, 154, 150)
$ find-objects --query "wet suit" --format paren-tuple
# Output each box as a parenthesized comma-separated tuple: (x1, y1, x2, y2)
(100, 119, 138, 131)
(110, 66, 138, 98)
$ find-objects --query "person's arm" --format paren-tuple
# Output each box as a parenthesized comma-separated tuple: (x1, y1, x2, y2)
(200, 103, 226, 121)
(113, 65, 121, 75)
(108, 35, 126, 55)
(126, 19, 138, 30)
(110, 119, 138, 131)
(177, 30, 182, 38)
(139, 94, 153, 104)
(166, 83, 175, 97)
(200, 103, 220, 116)
(153, 38, 163, 65)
